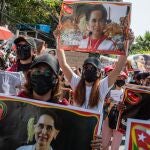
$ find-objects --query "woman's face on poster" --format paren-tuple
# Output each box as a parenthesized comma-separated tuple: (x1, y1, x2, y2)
(137, 56, 145, 65)
(34, 114, 58, 147)
(87, 10, 105, 36)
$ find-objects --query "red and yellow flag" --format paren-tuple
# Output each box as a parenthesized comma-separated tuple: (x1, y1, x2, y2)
(129, 122, 150, 150)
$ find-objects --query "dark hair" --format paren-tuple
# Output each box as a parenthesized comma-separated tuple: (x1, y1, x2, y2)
(74, 75, 101, 107)
(85, 4, 107, 22)
(0, 57, 6, 70)
(36, 110, 61, 130)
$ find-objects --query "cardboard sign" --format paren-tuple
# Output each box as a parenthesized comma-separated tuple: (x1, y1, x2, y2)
(0, 94, 101, 150)
(59, 1, 131, 55)
(0, 71, 23, 95)
(110, 89, 123, 102)
(117, 85, 150, 133)
(125, 118, 150, 150)
(127, 54, 150, 72)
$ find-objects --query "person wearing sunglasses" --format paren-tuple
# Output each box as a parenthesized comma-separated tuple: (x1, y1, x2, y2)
(7, 36, 36, 72)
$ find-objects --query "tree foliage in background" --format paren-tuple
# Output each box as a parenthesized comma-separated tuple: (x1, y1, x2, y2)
(0, 0, 62, 29)
(130, 31, 150, 55)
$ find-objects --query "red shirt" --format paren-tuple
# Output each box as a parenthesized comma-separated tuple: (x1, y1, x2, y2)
(18, 91, 69, 105)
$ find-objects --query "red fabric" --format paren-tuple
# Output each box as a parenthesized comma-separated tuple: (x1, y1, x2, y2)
(0, 108, 3, 120)
(104, 65, 114, 73)
(7, 63, 18, 72)
(58, 98, 69, 105)
(18, 91, 69, 106)
(135, 129, 150, 149)
(0, 26, 13, 40)
(119, 71, 128, 79)
(88, 35, 107, 50)
(17, 90, 28, 98)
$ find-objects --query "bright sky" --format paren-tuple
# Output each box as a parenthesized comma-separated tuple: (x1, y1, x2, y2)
(124, 0, 150, 37)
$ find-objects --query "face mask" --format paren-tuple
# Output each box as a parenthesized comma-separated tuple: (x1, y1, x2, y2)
(115, 80, 125, 87)
(30, 73, 57, 95)
(82, 68, 98, 82)
(17, 44, 31, 60)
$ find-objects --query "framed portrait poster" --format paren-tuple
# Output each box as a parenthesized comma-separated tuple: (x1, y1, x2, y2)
(59, 1, 131, 55)
(0, 94, 101, 150)
(127, 54, 150, 72)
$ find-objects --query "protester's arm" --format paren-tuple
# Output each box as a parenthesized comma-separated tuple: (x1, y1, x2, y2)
(108, 55, 127, 87)
(57, 48, 73, 83)
(108, 29, 134, 87)
(54, 28, 74, 83)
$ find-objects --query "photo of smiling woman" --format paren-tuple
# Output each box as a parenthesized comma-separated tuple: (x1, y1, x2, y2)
(17, 111, 60, 150)
(59, 2, 131, 54)
(79, 4, 116, 51)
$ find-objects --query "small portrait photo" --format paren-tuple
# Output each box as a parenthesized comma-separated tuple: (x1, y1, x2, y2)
(128, 54, 150, 72)
(59, 1, 131, 55)
(16, 110, 60, 150)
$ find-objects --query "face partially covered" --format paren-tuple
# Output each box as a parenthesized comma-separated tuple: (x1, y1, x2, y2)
(30, 63, 57, 96)
(34, 114, 59, 148)
(16, 41, 33, 60)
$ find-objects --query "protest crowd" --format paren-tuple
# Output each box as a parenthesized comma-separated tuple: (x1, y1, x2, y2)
(0, 1, 150, 150)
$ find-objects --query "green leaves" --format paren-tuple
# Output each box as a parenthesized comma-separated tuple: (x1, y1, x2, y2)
(2, 0, 62, 25)
(131, 31, 150, 54)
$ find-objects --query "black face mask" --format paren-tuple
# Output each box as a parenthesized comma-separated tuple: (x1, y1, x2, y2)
(17, 44, 31, 60)
(82, 68, 98, 82)
(30, 73, 57, 95)
(115, 80, 125, 87)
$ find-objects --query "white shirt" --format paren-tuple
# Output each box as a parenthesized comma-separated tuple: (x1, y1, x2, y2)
(79, 37, 115, 50)
(70, 73, 111, 113)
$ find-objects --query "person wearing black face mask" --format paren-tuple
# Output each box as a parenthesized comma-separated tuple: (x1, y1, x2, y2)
(17, 54, 64, 104)
(7, 36, 36, 72)
(115, 79, 125, 87)
(102, 71, 127, 150)
(55, 26, 134, 150)
(82, 64, 100, 83)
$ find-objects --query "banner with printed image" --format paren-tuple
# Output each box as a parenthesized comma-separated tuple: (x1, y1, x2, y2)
(117, 84, 150, 134)
(127, 54, 150, 72)
(0, 94, 101, 150)
(125, 118, 150, 150)
(59, 1, 131, 55)
(0, 71, 23, 95)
